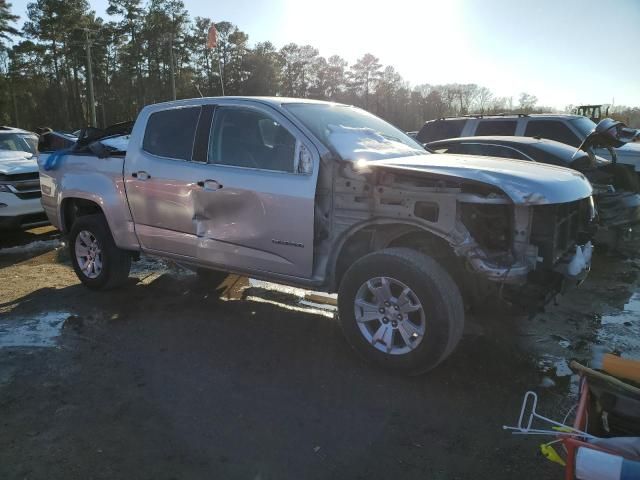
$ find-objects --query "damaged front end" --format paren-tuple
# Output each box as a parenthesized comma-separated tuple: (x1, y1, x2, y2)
(292, 103, 596, 309)
(354, 155, 596, 307)
(452, 191, 595, 298)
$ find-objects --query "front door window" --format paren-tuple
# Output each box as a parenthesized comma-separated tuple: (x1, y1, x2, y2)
(208, 107, 298, 173)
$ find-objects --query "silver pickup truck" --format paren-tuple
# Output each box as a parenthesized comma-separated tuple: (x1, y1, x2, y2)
(39, 97, 595, 374)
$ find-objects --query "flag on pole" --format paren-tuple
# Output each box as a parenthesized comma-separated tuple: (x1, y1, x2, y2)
(207, 24, 218, 49)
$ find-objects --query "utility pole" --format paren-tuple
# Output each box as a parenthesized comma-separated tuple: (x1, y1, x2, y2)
(169, 32, 176, 101)
(218, 54, 225, 96)
(206, 24, 224, 96)
(2, 53, 19, 126)
(84, 29, 97, 127)
(10, 82, 19, 127)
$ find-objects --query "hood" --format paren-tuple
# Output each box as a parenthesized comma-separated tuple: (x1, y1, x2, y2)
(617, 142, 640, 155)
(0, 150, 38, 175)
(371, 153, 592, 205)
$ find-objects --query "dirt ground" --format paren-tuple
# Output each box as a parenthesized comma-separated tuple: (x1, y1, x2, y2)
(1, 226, 638, 480)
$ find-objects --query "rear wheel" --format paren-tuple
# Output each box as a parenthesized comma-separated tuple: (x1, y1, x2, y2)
(337, 248, 464, 374)
(69, 214, 131, 290)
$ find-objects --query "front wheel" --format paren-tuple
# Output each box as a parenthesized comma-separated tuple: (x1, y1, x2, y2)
(69, 214, 131, 290)
(337, 248, 464, 375)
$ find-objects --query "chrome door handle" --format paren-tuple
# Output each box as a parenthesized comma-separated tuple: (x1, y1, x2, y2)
(132, 171, 151, 180)
(197, 179, 223, 190)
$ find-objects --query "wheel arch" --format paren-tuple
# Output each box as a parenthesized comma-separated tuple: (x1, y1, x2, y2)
(58, 191, 140, 250)
(326, 219, 458, 291)
(60, 196, 105, 233)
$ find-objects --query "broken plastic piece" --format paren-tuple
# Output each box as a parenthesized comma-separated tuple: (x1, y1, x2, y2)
(540, 443, 566, 466)
(567, 242, 592, 277)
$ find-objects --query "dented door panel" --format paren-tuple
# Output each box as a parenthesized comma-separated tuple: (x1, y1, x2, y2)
(126, 154, 317, 276)
(125, 154, 202, 257)
(189, 102, 319, 277)
(192, 165, 316, 277)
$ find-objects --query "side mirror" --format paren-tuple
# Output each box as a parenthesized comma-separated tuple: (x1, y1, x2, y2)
(88, 141, 111, 159)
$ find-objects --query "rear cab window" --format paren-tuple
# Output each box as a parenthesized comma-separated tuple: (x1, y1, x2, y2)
(416, 120, 466, 143)
(474, 120, 517, 136)
(524, 120, 580, 147)
(143, 107, 201, 160)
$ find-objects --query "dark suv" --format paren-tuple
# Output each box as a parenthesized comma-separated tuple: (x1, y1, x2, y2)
(416, 114, 640, 172)
(416, 114, 596, 146)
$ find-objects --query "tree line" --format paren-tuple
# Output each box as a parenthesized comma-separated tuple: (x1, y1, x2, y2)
(1, 0, 638, 131)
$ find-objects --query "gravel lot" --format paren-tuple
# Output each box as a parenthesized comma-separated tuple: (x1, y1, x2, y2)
(1, 226, 638, 479)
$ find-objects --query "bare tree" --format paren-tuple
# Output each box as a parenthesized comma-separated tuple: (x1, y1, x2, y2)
(475, 86, 493, 114)
(518, 92, 538, 113)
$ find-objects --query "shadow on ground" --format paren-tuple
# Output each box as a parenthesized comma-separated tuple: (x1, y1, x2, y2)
(1, 230, 639, 479)
(0, 266, 556, 480)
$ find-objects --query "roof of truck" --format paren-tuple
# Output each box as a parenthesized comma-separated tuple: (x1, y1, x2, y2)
(148, 96, 346, 109)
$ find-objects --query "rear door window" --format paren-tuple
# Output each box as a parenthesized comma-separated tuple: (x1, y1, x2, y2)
(416, 120, 466, 143)
(143, 107, 201, 160)
(475, 120, 517, 136)
(524, 120, 580, 147)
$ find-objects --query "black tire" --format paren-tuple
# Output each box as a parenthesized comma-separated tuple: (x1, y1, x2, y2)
(195, 268, 229, 290)
(337, 247, 464, 375)
(69, 214, 131, 290)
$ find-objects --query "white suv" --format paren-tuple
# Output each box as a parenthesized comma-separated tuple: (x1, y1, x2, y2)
(417, 114, 640, 171)
(0, 126, 47, 229)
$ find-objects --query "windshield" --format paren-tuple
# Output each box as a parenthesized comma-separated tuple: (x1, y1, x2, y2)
(570, 117, 597, 139)
(0, 132, 39, 155)
(285, 103, 427, 161)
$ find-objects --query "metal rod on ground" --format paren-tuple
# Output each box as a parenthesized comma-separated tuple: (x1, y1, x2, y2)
(84, 30, 97, 127)
(570, 361, 640, 396)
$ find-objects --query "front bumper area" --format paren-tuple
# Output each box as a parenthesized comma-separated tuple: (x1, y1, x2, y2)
(0, 192, 47, 230)
(552, 241, 593, 283)
(467, 241, 593, 286)
(467, 255, 530, 285)
(0, 212, 48, 230)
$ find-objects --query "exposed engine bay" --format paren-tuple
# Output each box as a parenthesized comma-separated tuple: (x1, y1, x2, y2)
(313, 157, 594, 307)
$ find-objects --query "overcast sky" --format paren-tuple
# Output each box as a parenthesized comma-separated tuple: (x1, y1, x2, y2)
(8, 0, 640, 108)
